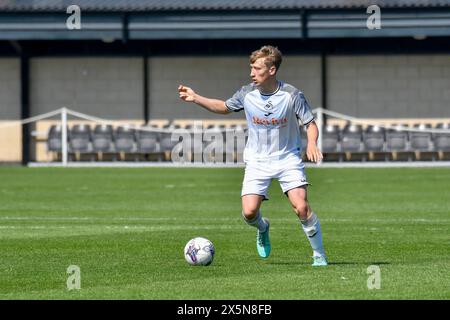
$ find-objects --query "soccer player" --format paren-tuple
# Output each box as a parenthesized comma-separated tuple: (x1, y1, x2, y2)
(178, 45, 327, 266)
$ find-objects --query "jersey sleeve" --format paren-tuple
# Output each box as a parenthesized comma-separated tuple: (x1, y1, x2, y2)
(225, 85, 251, 112)
(293, 92, 315, 125)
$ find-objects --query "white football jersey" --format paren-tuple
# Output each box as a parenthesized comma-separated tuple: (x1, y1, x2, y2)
(225, 81, 314, 162)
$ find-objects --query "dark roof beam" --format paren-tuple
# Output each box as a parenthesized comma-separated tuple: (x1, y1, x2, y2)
(8, 40, 22, 55)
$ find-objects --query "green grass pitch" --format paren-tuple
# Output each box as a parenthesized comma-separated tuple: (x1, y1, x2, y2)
(0, 166, 449, 299)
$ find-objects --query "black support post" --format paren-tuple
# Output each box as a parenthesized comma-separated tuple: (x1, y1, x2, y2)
(143, 53, 149, 124)
(20, 54, 30, 165)
(320, 52, 327, 125)
(301, 10, 308, 39)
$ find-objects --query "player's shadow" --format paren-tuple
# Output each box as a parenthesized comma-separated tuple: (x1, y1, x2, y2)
(327, 261, 391, 266)
(267, 261, 390, 266)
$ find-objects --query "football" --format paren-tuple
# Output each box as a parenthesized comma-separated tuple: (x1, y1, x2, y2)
(184, 237, 215, 266)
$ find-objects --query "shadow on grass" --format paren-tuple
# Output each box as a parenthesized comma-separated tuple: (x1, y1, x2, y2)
(266, 261, 391, 266)
(328, 261, 391, 266)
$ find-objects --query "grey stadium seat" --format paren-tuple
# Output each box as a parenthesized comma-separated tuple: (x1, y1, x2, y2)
(227, 124, 247, 163)
(47, 125, 64, 152)
(136, 126, 160, 153)
(185, 123, 203, 162)
(69, 124, 91, 153)
(203, 125, 225, 163)
(114, 126, 136, 153)
(434, 123, 450, 151)
(386, 124, 408, 151)
(322, 124, 340, 152)
(160, 125, 183, 161)
(410, 124, 432, 151)
(364, 125, 385, 151)
(160, 124, 181, 152)
(92, 124, 114, 153)
(341, 124, 362, 152)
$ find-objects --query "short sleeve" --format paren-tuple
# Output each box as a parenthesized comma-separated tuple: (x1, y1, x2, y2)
(225, 85, 252, 112)
(293, 92, 315, 125)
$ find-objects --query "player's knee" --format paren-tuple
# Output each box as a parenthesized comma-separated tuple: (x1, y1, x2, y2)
(242, 207, 259, 220)
(292, 201, 309, 220)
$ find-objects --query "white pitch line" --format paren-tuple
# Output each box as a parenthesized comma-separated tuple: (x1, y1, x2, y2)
(0, 216, 448, 223)
(0, 225, 248, 231)
(27, 161, 450, 168)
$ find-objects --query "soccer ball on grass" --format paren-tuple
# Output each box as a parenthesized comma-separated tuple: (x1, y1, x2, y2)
(184, 237, 215, 266)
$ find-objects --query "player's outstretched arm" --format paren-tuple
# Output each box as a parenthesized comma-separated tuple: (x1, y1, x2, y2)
(305, 121, 323, 163)
(178, 85, 231, 115)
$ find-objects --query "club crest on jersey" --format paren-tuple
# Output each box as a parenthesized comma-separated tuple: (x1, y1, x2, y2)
(264, 101, 273, 110)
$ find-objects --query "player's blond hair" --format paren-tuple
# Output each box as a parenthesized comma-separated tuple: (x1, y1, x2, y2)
(249, 45, 282, 72)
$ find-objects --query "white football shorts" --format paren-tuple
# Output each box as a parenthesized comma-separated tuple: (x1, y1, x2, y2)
(241, 155, 309, 200)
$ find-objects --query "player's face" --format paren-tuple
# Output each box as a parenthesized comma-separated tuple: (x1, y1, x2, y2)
(250, 58, 276, 86)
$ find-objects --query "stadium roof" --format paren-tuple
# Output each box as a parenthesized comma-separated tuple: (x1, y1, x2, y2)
(0, 0, 449, 40)
(0, 0, 449, 12)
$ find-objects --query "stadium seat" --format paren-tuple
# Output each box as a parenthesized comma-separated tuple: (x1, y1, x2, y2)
(203, 125, 225, 163)
(321, 124, 343, 162)
(114, 126, 136, 160)
(363, 125, 387, 161)
(136, 126, 159, 153)
(364, 125, 385, 151)
(66, 124, 93, 161)
(160, 124, 182, 161)
(92, 124, 114, 152)
(386, 124, 412, 161)
(322, 124, 340, 152)
(69, 124, 91, 152)
(186, 123, 204, 163)
(386, 124, 408, 150)
(434, 123, 450, 160)
(227, 124, 246, 163)
(47, 124, 64, 153)
(340, 124, 363, 160)
(341, 124, 362, 151)
(91, 124, 114, 161)
(410, 124, 432, 150)
(410, 124, 434, 160)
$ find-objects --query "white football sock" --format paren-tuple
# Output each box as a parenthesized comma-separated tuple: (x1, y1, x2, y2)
(300, 212, 326, 257)
(242, 210, 268, 232)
